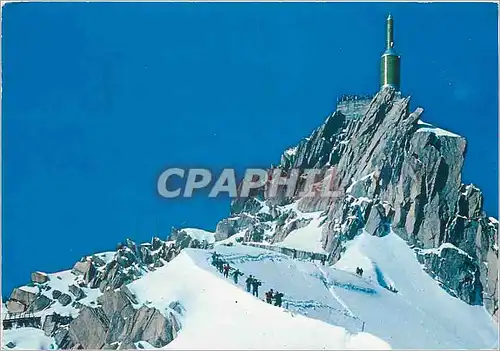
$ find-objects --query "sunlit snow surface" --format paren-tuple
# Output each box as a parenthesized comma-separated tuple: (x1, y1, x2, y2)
(1, 328, 54, 350)
(416, 120, 460, 138)
(128, 247, 390, 350)
(3, 233, 498, 349)
(274, 211, 327, 253)
(181, 228, 216, 244)
(127, 231, 498, 349)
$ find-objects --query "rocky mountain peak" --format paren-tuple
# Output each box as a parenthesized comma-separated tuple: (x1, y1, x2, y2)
(216, 86, 498, 318)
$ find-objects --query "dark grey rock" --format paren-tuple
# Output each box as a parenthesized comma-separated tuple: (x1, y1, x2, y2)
(43, 313, 74, 337)
(151, 237, 163, 251)
(91, 254, 107, 267)
(68, 306, 109, 349)
(417, 245, 482, 305)
(55, 327, 76, 349)
(68, 284, 87, 301)
(58, 293, 72, 306)
(365, 202, 393, 237)
(168, 300, 185, 315)
(28, 294, 52, 312)
(122, 306, 175, 348)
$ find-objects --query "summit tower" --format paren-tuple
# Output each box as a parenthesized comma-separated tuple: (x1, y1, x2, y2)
(380, 14, 401, 91)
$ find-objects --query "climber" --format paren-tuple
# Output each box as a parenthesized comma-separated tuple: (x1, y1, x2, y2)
(265, 289, 274, 304)
(217, 260, 225, 274)
(251, 278, 262, 297)
(246, 275, 254, 292)
(231, 269, 244, 284)
(359, 267, 364, 277)
(211, 252, 219, 266)
(274, 291, 284, 307)
(320, 256, 326, 266)
(292, 249, 297, 259)
(223, 263, 231, 278)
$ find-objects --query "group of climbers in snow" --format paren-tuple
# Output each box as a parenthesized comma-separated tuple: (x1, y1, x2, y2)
(264, 288, 284, 307)
(211, 252, 245, 284)
(211, 252, 284, 306)
(211, 250, 367, 310)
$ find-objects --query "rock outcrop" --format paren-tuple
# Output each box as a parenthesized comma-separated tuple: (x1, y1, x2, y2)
(31, 271, 49, 284)
(219, 86, 498, 317)
(39, 288, 182, 350)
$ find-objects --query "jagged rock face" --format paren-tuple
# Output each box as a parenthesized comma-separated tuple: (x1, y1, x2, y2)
(220, 86, 497, 317)
(68, 307, 110, 349)
(293, 111, 346, 170)
(43, 313, 74, 337)
(6, 288, 37, 313)
(416, 246, 482, 305)
(215, 214, 258, 241)
(43, 288, 182, 349)
(364, 202, 394, 237)
(271, 217, 312, 244)
(124, 306, 174, 347)
(28, 294, 52, 313)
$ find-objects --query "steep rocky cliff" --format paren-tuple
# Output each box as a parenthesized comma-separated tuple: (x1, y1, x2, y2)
(215, 86, 498, 318)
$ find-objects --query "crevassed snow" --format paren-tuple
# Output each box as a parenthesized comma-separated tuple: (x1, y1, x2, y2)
(180, 228, 215, 244)
(2, 327, 55, 350)
(416, 120, 460, 138)
(334, 231, 498, 349)
(127, 248, 390, 350)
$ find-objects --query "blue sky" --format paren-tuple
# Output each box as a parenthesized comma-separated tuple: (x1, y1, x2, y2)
(2, 2, 498, 296)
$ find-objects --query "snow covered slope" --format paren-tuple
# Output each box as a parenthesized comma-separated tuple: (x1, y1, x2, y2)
(126, 249, 390, 350)
(1, 328, 53, 350)
(180, 228, 215, 244)
(274, 210, 327, 253)
(127, 233, 497, 349)
(2, 231, 498, 349)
